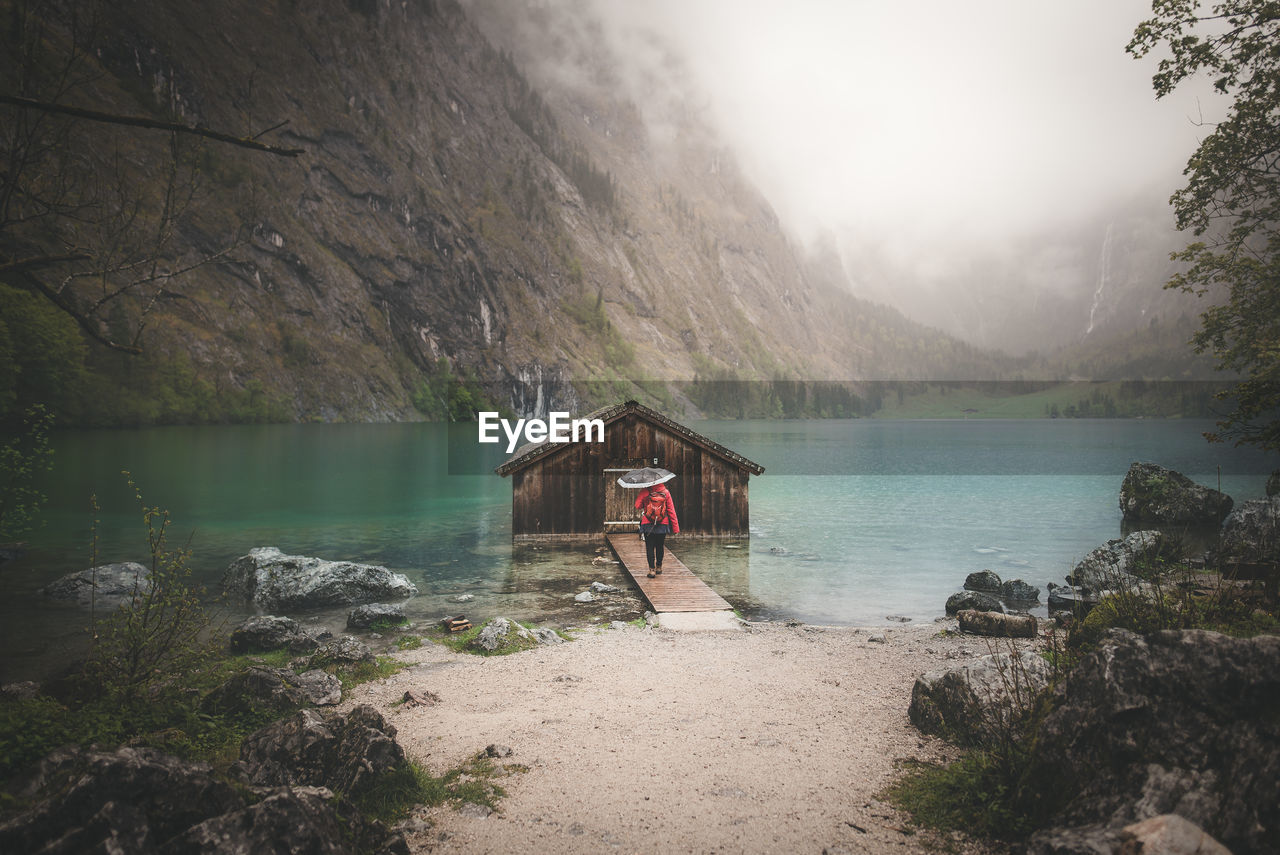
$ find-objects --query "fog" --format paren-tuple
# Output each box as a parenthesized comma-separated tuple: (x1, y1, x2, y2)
(589, 0, 1216, 247)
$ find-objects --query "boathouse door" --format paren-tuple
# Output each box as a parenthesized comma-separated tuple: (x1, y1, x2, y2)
(603, 463, 644, 533)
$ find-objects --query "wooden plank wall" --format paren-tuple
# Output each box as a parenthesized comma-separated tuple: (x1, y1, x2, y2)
(510, 414, 751, 536)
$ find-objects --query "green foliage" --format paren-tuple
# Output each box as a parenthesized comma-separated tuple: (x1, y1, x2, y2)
(82, 474, 222, 705)
(1128, 1, 1280, 452)
(0, 285, 87, 419)
(561, 292, 635, 371)
(0, 404, 54, 542)
(884, 752, 1048, 841)
(411, 358, 504, 421)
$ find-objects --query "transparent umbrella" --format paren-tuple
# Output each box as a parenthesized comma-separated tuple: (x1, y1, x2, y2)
(616, 467, 675, 488)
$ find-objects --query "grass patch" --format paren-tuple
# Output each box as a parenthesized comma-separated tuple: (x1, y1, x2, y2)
(395, 634, 423, 651)
(882, 753, 1046, 842)
(353, 753, 519, 825)
(428, 619, 545, 656)
(329, 656, 407, 689)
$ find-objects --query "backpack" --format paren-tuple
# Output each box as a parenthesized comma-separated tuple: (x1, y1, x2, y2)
(643, 492, 667, 524)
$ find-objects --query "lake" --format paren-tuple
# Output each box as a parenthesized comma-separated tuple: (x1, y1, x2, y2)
(1, 418, 1272, 679)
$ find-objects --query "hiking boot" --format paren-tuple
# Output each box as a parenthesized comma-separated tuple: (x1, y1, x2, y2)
(655, 566, 663, 575)
(647, 570, 656, 578)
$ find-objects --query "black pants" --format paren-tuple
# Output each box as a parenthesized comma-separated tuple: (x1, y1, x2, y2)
(645, 532, 667, 569)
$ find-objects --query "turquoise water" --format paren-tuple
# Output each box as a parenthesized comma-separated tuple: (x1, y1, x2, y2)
(1, 418, 1272, 678)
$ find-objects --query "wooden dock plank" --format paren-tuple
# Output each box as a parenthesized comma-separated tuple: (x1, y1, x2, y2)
(606, 533, 732, 613)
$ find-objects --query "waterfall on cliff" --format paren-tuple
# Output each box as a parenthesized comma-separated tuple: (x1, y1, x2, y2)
(1085, 222, 1115, 336)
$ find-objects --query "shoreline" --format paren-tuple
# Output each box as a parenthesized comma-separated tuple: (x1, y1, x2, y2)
(347, 618, 1010, 854)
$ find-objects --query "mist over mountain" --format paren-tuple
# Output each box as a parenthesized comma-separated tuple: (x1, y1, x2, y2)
(1, 0, 1218, 426)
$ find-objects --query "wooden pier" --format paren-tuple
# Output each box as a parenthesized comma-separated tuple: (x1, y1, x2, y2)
(606, 533, 733, 613)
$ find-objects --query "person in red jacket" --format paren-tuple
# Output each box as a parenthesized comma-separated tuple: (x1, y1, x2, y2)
(636, 483, 679, 577)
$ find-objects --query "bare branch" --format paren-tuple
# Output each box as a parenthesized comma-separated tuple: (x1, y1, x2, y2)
(0, 95, 305, 157)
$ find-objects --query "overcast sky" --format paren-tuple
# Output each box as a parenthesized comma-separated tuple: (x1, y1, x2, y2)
(590, 0, 1219, 249)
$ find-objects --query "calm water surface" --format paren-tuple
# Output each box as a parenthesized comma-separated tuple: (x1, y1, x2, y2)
(1, 419, 1272, 679)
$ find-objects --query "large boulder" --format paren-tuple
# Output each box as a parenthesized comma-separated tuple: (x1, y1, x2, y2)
(200, 666, 311, 718)
(1066, 531, 1164, 594)
(1119, 462, 1233, 526)
(229, 615, 320, 653)
(472, 616, 538, 653)
(236, 705, 406, 800)
(909, 649, 1053, 744)
(1027, 629, 1280, 854)
(0, 746, 243, 854)
(305, 635, 376, 668)
(164, 788, 355, 855)
(1000, 579, 1040, 603)
(222, 547, 417, 610)
(39, 562, 151, 608)
(1214, 496, 1280, 564)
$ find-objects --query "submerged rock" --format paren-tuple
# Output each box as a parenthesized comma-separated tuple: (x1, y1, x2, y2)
(39, 562, 150, 608)
(1119, 461, 1233, 526)
(222, 547, 417, 611)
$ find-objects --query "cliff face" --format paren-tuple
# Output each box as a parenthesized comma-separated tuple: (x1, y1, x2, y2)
(4, 0, 1005, 423)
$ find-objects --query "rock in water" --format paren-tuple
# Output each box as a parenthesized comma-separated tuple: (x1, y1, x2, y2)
(39, 562, 151, 608)
(963, 570, 1002, 592)
(1119, 461, 1233, 526)
(222, 547, 417, 610)
(1027, 629, 1280, 853)
(1000, 579, 1041, 603)
(945, 590, 1003, 615)
(346, 603, 407, 630)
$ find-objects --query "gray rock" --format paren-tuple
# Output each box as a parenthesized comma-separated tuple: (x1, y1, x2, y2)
(909, 650, 1053, 744)
(1000, 579, 1041, 602)
(1118, 814, 1232, 855)
(1214, 496, 1280, 563)
(867, 632, 887, 643)
(1028, 629, 1280, 853)
(166, 788, 359, 855)
(200, 666, 310, 718)
(306, 635, 375, 668)
(945, 590, 1003, 615)
(532, 627, 564, 645)
(229, 615, 319, 653)
(483, 744, 513, 758)
(0, 746, 243, 854)
(295, 669, 343, 706)
(886, 615, 912, 622)
(222, 547, 417, 611)
(473, 617, 535, 652)
(963, 570, 1002, 592)
(39, 562, 150, 608)
(574, 590, 596, 603)
(346, 602, 408, 630)
(957, 609, 1038, 638)
(590, 581, 621, 593)
(237, 705, 406, 800)
(1066, 531, 1164, 594)
(452, 593, 474, 603)
(1119, 462, 1233, 526)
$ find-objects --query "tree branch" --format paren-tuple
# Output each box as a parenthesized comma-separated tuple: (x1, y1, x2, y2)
(0, 94, 305, 157)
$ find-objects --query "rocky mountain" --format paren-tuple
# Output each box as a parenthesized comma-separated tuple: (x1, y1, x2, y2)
(2, 0, 1031, 425)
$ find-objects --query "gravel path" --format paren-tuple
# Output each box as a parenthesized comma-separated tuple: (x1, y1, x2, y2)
(347, 620, 1004, 854)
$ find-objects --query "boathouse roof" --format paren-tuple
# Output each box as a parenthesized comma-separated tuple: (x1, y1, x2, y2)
(494, 399, 765, 477)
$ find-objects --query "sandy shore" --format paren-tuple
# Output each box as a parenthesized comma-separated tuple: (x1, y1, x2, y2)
(347, 619, 1007, 854)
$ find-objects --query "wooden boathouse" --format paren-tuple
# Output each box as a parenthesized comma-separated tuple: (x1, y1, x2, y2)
(495, 400, 764, 539)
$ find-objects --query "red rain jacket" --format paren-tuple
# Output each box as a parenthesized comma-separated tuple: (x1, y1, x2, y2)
(635, 484, 679, 533)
